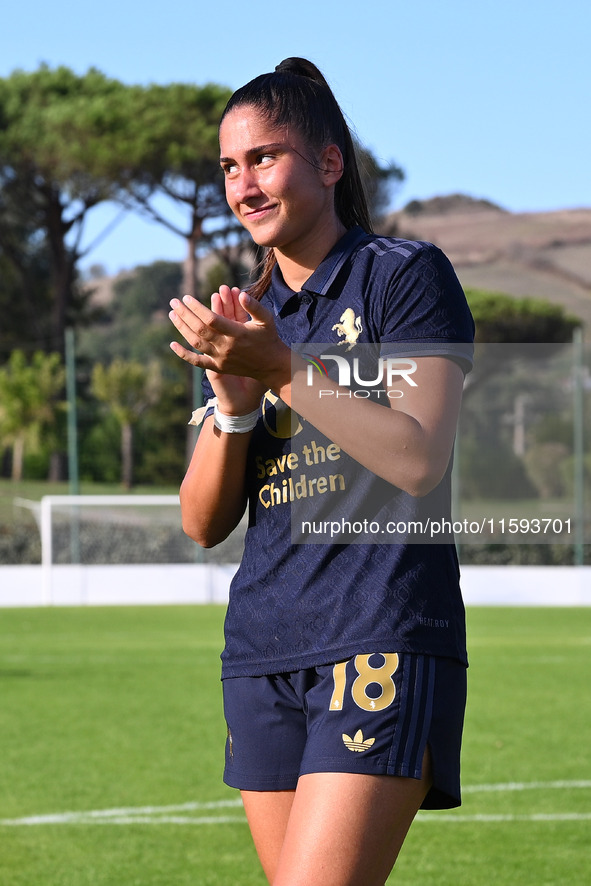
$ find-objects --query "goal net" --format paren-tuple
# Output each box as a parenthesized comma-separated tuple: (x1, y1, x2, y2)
(19, 495, 246, 567)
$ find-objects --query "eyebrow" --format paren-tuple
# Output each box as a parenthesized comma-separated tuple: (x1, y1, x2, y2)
(219, 142, 288, 164)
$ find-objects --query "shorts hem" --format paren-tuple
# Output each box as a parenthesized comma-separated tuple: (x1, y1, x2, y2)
(224, 764, 460, 809)
(223, 770, 300, 791)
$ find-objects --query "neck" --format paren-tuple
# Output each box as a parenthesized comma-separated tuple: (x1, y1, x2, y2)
(273, 217, 347, 291)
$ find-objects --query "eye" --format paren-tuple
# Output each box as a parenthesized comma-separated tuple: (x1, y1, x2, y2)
(255, 153, 274, 166)
(221, 161, 239, 176)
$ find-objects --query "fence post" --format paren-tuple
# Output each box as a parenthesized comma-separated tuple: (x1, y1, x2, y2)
(573, 328, 585, 565)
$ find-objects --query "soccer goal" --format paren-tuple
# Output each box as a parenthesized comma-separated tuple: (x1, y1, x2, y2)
(37, 495, 187, 566)
(15, 495, 246, 606)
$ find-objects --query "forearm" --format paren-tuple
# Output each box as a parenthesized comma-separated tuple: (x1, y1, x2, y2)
(180, 415, 252, 547)
(267, 356, 464, 497)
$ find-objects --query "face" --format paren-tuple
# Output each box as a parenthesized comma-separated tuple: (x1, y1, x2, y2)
(219, 106, 342, 257)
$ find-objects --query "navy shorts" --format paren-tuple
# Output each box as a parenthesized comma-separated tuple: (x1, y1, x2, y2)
(222, 652, 466, 809)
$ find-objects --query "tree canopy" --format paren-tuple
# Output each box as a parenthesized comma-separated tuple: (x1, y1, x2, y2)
(463, 288, 581, 398)
(466, 288, 581, 343)
(0, 67, 233, 350)
(111, 80, 233, 299)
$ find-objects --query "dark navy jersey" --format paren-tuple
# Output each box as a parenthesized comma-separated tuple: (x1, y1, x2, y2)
(202, 228, 475, 678)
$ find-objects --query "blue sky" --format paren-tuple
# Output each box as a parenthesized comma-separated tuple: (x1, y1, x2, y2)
(1, 0, 588, 274)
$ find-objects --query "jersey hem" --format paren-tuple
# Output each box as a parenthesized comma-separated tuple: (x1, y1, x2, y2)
(220, 641, 468, 680)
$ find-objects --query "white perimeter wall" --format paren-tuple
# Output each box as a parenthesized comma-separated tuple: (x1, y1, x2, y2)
(1, 564, 591, 607)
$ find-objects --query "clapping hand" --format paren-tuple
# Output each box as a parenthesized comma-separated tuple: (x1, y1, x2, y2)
(169, 285, 289, 414)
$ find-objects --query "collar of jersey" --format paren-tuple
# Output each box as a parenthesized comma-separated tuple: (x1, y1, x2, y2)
(268, 226, 369, 317)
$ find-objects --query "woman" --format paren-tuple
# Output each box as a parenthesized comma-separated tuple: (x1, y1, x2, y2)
(169, 58, 474, 886)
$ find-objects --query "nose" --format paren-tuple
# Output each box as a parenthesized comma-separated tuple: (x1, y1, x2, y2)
(227, 167, 263, 205)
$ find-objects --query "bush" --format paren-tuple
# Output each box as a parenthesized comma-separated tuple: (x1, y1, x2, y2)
(459, 437, 537, 500)
(0, 522, 41, 564)
(523, 442, 569, 499)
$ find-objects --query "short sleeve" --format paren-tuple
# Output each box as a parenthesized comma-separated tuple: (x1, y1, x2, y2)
(378, 243, 475, 374)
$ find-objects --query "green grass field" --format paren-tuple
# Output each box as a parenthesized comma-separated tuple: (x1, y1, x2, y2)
(1, 605, 589, 885)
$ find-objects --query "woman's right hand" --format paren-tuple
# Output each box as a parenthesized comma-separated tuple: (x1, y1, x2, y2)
(170, 284, 266, 415)
(170, 279, 291, 401)
(206, 285, 266, 413)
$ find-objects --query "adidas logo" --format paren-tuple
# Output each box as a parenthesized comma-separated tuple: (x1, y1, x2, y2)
(342, 730, 375, 753)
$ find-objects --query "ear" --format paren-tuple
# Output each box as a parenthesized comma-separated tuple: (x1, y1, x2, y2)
(319, 144, 344, 187)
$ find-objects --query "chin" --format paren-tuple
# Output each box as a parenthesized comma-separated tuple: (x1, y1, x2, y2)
(247, 229, 283, 249)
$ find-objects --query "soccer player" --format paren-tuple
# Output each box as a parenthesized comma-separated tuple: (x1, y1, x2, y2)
(169, 57, 474, 886)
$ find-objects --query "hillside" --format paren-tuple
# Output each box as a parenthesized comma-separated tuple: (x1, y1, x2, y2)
(382, 196, 591, 327)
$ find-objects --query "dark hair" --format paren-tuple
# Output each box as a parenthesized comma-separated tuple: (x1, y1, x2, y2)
(221, 57, 373, 298)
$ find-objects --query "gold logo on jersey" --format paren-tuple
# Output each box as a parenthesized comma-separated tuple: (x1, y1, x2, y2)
(342, 729, 375, 753)
(332, 308, 363, 350)
(261, 390, 303, 439)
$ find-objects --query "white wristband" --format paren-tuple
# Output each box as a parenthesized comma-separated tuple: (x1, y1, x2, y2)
(213, 403, 259, 434)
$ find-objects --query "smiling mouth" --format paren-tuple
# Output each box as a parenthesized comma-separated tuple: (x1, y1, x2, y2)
(244, 204, 277, 220)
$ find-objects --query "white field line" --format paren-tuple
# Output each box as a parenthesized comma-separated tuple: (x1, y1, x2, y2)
(0, 798, 244, 827)
(417, 813, 591, 823)
(66, 816, 248, 826)
(462, 779, 591, 793)
(1, 781, 589, 827)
